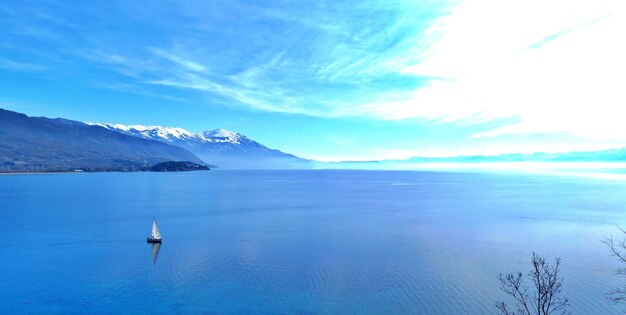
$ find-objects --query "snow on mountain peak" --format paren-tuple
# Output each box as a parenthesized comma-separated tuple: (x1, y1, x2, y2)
(200, 129, 243, 144)
(89, 123, 246, 145)
(204, 128, 238, 138)
(90, 123, 196, 141)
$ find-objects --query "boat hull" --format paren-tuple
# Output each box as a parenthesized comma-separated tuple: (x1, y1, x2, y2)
(147, 237, 162, 243)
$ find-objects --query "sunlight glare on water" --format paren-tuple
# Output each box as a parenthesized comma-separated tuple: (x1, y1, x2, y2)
(0, 170, 624, 314)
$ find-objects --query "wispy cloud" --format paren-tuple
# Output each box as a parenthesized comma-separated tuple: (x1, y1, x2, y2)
(0, 5, 15, 16)
(365, 0, 626, 141)
(0, 58, 47, 72)
(148, 48, 207, 73)
(96, 82, 192, 104)
(3, 0, 625, 152)
(146, 74, 324, 116)
(1, 0, 442, 118)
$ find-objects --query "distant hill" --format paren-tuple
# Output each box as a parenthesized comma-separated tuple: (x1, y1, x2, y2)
(93, 123, 312, 169)
(403, 150, 626, 163)
(0, 108, 204, 172)
(149, 161, 210, 172)
(316, 149, 626, 170)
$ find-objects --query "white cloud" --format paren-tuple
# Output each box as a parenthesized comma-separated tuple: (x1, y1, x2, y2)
(363, 0, 626, 141)
(0, 58, 47, 72)
(65, 0, 626, 150)
(149, 48, 207, 72)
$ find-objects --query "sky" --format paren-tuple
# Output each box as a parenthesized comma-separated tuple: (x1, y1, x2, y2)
(1, 0, 625, 161)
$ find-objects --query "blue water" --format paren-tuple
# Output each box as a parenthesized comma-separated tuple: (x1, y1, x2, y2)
(1, 170, 625, 314)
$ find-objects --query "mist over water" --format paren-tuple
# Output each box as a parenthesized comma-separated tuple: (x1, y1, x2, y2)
(1, 170, 624, 314)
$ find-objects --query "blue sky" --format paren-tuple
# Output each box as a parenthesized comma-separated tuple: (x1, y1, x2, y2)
(1, 0, 624, 161)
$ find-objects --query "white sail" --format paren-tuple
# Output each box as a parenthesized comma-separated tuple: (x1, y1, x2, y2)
(151, 220, 162, 239)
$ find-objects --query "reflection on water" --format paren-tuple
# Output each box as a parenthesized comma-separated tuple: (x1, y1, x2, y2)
(150, 242, 161, 265)
(2, 171, 626, 313)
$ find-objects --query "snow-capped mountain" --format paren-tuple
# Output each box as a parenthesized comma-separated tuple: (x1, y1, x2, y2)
(0, 109, 204, 172)
(91, 123, 311, 169)
(93, 123, 256, 146)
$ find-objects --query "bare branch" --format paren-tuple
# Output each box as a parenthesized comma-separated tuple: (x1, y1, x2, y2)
(496, 253, 569, 315)
(605, 225, 626, 305)
(603, 234, 626, 264)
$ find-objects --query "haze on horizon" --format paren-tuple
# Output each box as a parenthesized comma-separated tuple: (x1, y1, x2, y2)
(1, 0, 624, 162)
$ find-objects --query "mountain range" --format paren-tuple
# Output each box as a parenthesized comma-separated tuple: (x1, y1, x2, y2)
(0, 108, 310, 172)
(2, 107, 626, 173)
(91, 123, 311, 169)
(0, 108, 203, 172)
(320, 149, 626, 170)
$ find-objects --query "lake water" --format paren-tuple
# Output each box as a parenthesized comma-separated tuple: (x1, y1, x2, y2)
(1, 170, 625, 314)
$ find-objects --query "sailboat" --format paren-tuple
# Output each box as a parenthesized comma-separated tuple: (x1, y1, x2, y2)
(147, 219, 162, 243)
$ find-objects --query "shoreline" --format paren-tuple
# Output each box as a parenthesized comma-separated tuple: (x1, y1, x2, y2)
(0, 171, 83, 175)
(0, 170, 212, 175)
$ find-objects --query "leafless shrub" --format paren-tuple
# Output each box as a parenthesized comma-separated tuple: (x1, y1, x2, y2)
(496, 252, 569, 315)
(602, 225, 626, 303)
